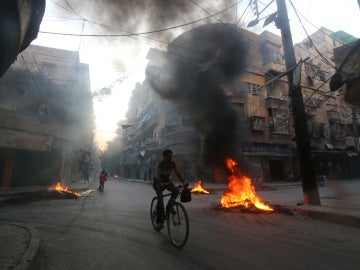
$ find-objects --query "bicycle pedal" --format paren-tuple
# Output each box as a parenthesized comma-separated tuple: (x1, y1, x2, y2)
(166, 208, 176, 216)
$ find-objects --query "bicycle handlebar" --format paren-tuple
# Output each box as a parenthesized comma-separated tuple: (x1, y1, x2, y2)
(161, 182, 189, 188)
(178, 183, 189, 188)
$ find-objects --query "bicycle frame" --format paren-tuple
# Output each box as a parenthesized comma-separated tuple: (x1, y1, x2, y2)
(150, 184, 190, 248)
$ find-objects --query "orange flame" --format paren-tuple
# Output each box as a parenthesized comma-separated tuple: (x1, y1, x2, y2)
(191, 180, 210, 194)
(221, 158, 273, 211)
(113, 174, 119, 179)
(54, 182, 80, 197)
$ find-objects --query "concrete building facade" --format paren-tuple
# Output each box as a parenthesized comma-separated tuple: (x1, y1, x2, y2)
(113, 24, 359, 183)
(0, 45, 94, 187)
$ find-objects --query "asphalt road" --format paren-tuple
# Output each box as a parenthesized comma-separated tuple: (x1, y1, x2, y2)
(0, 179, 359, 270)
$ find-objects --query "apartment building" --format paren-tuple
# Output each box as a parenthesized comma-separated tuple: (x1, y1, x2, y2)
(0, 45, 94, 187)
(295, 27, 360, 180)
(115, 24, 359, 183)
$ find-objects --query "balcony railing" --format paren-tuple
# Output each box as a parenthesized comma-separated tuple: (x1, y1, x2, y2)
(251, 116, 265, 132)
(265, 97, 288, 110)
(263, 61, 285, 74)
(327, 111, 341, 121)
(228, 92, 246, 104)
(330, 131, 346, 141)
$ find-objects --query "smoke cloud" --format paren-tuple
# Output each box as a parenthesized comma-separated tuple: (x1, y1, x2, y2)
(148, 23, 253, 175)
(69, 0, 231, 40)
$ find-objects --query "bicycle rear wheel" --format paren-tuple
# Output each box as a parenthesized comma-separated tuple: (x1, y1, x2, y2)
(167, 202, 189, 248)
(150, 197, 158, 230)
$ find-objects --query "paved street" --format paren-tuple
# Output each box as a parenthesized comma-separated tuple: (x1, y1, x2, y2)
(0, 179, 359, 270)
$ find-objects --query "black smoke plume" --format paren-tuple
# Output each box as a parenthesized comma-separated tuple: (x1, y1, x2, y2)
(69, 0, 230, 41)
(148, 23, 254, 176)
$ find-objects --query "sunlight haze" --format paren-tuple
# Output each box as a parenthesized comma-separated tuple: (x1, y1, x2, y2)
(32, 0, 360, 150)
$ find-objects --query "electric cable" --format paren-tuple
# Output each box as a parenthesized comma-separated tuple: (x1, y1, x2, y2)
(39, 3, 238, 37)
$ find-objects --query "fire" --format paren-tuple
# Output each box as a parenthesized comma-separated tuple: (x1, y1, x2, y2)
(221, 158, 273, 211)
(191, 180, 210, 194)
(54, 182, 80, 197)
(113, 174, 119, 179)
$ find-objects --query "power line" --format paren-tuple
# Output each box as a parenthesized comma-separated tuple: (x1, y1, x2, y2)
(39, 3, 238, 37)
(236, 0, 252, 25)
(41, 3, 255, 69)
(290, 1, 355, 50)
(48, 0, 75, 15)
(43, 1, 342, 127)
(258, 0, 275, 16)
(155, 0, 167, 43)
(64, 0, 83, 18)
(28, 47, 52, 100)
(20, 53, 48, 102)
(288, 0, 337, 70)
(257, 0, 347, 53)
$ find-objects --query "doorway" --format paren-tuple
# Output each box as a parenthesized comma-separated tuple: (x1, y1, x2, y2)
(269, 159, 285, 181)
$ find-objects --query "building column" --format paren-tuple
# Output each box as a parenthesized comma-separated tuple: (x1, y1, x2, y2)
(1, 149, 15, 187)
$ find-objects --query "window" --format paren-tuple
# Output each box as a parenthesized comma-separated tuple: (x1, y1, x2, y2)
(252, 116, 265, 131)
(304, 61, 326, 82)
(329, 121, 345, 141)
(305, 40, 313, 49)
(325, 100, 337, 112)
(269, 108, 289, 134)
(269, 50, 281, 62)
(247, 83, 260, 95)
(262, 42, 282, 64)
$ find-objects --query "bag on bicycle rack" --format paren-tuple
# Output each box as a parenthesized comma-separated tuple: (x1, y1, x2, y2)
(180, 187, 192, 203)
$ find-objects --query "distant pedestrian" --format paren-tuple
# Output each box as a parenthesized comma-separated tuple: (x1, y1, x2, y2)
(83, 166, 90, 183)
(99, 169, 107, 192)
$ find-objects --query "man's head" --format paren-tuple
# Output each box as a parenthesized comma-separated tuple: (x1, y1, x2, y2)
(163, 149, 173, 160)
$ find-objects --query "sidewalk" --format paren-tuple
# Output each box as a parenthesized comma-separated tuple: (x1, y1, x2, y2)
(206, 179, 360, 228)
(0, 222, 40, 270)
(122, 177, 360, 227)
(0, 178, 359, 269)
(0, 180, 93, 270)
(294, 180, 360, 228)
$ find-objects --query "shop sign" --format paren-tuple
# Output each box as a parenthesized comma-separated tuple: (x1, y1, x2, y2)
(0, 129, 53, 152)
(242, 143, 293, 156)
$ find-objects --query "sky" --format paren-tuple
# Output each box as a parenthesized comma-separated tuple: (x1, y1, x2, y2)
(32, 0, 360, 150)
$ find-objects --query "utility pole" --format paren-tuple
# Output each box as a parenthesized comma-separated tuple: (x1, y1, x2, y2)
(352, 109, 360, 151)
(276, 0, 320, 205)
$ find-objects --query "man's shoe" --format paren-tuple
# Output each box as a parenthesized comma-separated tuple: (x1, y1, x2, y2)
(154, 223, 163, 231)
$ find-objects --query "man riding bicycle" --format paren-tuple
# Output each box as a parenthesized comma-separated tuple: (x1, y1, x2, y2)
(153, 149, 187, 231)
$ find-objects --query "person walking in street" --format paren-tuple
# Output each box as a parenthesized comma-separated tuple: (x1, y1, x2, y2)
(83, 166, 90, 183)
(153, 149, 187, 231)
(99, 169, 107, 192)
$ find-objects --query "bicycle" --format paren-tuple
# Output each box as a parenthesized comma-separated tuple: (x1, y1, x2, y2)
(150, 184, 190, 248)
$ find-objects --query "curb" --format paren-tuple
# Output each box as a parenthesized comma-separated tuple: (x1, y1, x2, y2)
(295, 205, 360, 228)
(5, 223, 40, 270)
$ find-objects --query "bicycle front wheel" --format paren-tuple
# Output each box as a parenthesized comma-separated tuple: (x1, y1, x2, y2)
(150, 197, 158, 230)
(167, 202, 189, 248)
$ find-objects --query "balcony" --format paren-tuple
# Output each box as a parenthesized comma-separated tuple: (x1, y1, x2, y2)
(327, 111, 341, 121)
(345, 136, 356, 147)
(330, 131, 346, 142)
(228, 92, 246, 104)
(251, 116, 265, 132)
(261, 41, 285, 75)
(164, 125, 194, 135)
(263, 61, 286, 75)
(265, 97, 289, 110)
(269, 132, 291, 142)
